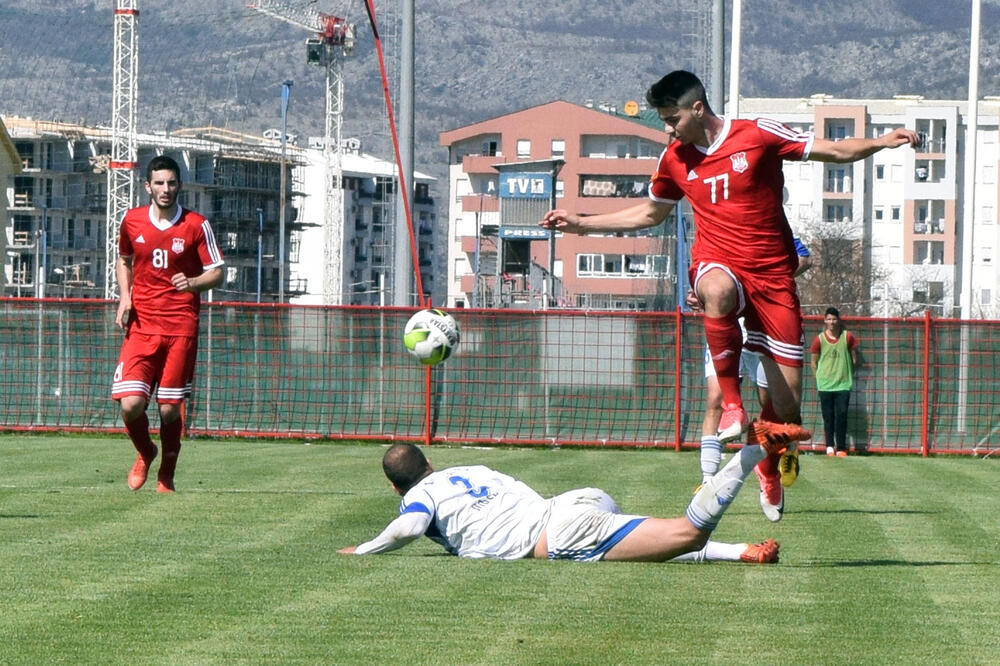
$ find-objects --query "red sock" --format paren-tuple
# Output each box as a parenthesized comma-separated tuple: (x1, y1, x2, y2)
(703, 314, 744, 408)
(124, 413, 156, 458)
(158, 418, 183, 481)
(760, 402, 780, 423)
(756, 449, 779, 478)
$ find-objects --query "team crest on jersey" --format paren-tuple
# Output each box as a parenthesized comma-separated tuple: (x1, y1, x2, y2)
(171, 238, 185, 254)
(730, 152, 749, 173)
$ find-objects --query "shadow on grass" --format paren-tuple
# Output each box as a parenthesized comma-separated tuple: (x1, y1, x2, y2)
(0, 514, 43, 519)
(801, 559, 984, 567)
(791, 509, 937, 515)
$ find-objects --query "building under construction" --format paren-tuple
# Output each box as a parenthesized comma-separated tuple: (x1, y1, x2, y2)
(1, 116, 436, 304)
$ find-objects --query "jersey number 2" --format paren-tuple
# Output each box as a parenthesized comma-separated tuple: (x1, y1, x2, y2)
(449, 475, 489, 498)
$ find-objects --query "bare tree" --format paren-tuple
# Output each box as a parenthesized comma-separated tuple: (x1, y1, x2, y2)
(794, 216, 888, 317)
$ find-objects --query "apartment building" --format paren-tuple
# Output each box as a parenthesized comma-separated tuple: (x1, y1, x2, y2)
(2, 117, 299, 300)
(440, 100, 671, 310)
(739, 95, 1000, 317)
(0, 119, 21, 272)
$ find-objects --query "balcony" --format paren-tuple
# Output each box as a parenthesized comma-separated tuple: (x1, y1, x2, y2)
(461, 154, 502, 174)
(460, 195, 499, 213)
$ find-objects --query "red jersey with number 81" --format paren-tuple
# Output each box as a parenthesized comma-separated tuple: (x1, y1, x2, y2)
(118, 204, 225, 337)
(648, 117, 813, 275)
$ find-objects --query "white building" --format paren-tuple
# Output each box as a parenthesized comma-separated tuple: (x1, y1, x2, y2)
(290, 141, 437, 305)
(739, 95, 1000, 318)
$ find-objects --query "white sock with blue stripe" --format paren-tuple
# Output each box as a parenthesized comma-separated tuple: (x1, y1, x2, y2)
(685, 444, 767, 531)
(699, 435, 723, 483)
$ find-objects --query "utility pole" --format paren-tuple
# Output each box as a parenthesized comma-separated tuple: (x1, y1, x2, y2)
(279, 79, 292, 303)
(393, 0, 415, 306)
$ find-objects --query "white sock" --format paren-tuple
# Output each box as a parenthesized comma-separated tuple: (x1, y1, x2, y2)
(700, 435, 722, 482)
(685, 444, 767, 531)
(671, 540, 746, 563)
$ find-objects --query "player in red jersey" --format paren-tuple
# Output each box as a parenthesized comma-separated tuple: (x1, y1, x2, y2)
(112, 155, 224, 493)
(541, 70, 917, 505)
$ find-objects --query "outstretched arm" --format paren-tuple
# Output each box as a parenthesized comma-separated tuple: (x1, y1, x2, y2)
(540, 199, 674, 235)
(809, 127, 921, 163)
(338, 510, 431, 555)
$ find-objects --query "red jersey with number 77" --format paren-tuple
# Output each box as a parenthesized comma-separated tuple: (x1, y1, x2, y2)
(648, 117, 814, 276)
(118, 204, 225, 337)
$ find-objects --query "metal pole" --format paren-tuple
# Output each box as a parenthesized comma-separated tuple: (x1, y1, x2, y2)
(393, 0, 414, 306)
(38, 207, 48, 298)
(961, 0, 980, 319)
(279, 79, 292, 303)
(728, 0, 742, 118)
(256, 207, 263, 303)
(547, 164, 558, 309)
(958, 0, 980, 433)
(473, 206, 481, 308)
(711, 0, 725, 112)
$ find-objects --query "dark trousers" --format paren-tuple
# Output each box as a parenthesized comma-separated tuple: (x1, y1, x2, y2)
(818, 390, 851, 452)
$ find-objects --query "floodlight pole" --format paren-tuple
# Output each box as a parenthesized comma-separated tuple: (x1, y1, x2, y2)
(279, 79, 292, 303)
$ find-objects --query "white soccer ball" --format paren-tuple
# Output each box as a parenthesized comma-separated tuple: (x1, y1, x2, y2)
(402, 308, 460, 366)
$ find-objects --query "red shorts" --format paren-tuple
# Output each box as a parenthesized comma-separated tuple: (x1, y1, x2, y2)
(112, 331, 199, 404)
(692, 262, 804, 367)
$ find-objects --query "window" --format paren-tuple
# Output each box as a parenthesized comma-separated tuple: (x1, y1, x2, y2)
(577, 253, 669, 278)
(984, 165, 995, 184)
(550, 139, 565, 157)
(874, 206, 884, 221)
(555, 180, 564, 198)
(516, 139, 530, 158)
(798, 204, 811, 220)
(982, 289, 992, 306)
(455, 257, 470, 276)
(825, 124, 848, 140)
(891, 206, 901, 222)
(980, 246, 992, 264)
(891, 165, 902, 182)
(580, 175, 649, 198)
(875, 164, 885, 181)
(983, 206, 994, 225)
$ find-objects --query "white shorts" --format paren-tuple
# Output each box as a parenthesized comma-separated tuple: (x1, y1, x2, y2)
(543, 488, 647, 562)
(704, 345, 767, 389)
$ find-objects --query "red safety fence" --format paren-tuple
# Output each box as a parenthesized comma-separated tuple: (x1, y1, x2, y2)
(1, 298, 997, 456)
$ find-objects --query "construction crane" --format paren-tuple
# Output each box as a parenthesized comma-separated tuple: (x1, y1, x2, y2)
(247, 1, 356, 304)
(106, 0, 139, 299)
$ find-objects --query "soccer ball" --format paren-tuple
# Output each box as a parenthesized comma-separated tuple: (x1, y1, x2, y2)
(402, 308, 460, 366)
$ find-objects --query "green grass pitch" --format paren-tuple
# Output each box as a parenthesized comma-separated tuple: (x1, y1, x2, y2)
(0, 434, 997, 665)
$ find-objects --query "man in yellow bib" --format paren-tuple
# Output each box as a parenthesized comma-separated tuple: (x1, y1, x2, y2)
(809, 307, 860, 456)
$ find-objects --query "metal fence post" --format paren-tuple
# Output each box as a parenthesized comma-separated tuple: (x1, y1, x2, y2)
(921, 310, 932, 456)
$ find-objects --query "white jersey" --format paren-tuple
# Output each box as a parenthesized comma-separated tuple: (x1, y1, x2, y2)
(355, 465, 552, 560)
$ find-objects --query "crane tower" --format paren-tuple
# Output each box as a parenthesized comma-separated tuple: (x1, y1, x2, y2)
(106, 0, 139, 298)
(247, 1, 356, 304)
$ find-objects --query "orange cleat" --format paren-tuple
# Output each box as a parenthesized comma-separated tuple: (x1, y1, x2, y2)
(747, 420, 812, 456)
(127, 449, 157, 491)
(740, 538, 780, 564)
(836, 450, 848, 457)
(156, 478, 175, 493)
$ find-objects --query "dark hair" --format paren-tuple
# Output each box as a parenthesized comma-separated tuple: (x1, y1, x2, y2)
(825, 307, 841, 318)
(382, 443, 431, 493)
(645, 70, 712, 112)
(145, 155, 181, 183)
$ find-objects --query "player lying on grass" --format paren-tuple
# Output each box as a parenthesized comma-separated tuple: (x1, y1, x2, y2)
(339, 421, 809, 563)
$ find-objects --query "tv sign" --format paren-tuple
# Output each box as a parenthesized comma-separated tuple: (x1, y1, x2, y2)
(499, 173, 550, 199)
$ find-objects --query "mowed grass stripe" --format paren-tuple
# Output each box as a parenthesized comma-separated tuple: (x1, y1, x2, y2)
(1, 436, 997, 665)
